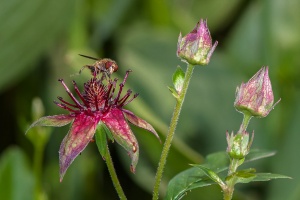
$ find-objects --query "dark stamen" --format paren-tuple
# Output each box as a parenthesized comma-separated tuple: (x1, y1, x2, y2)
(94, 95, 99, 111)
(122, 70, 132, 85)
(57, 96, 78, 108)
(59, 79, 84, 109)
(122, 93, 139, 107)
(54, 100, 77, 112)
(118, 89, 132, 106)
(72, 80, 89, 107)
(115, 70, 132, 102)
(109, 78, 118, 99)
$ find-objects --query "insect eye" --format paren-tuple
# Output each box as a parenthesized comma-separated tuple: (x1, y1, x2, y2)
(112, 64, 118, 72)
(105, 62, 112, 69)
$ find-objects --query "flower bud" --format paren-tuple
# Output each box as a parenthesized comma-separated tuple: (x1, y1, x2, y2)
(177, 19, 218, 65)
(234, 66, 280, 118)
(226, 131, 254, 159)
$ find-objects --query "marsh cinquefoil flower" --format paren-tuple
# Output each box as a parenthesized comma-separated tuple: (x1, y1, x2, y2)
(26, 70, 160, 181)
(234, 66, 280, 118)
(177, 19, 218, 65)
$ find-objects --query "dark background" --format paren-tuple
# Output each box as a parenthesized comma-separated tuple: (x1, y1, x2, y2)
(0, 0, 299, 199)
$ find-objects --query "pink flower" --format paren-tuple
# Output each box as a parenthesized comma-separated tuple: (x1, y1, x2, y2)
(177, 19, 218, 65)
(26, 70, 160, 181)
(234, 66, 280, 118)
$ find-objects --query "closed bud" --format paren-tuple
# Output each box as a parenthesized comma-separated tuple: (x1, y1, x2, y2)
(234, 66, 280, 118)
(226, 131, 254, 159)
(177, 19, 218, 66)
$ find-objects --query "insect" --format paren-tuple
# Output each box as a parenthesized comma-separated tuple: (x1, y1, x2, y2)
(78, 54, 118, 78)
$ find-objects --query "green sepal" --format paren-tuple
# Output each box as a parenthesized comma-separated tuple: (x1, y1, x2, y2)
(95, 123, 111, 159)
(172, 66, 185, 94)
(102, 122, 114, 142)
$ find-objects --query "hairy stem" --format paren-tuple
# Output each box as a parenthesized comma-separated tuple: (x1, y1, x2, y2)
(104, 145, 127, 200)
(152, 64, 195, 200)
(238, 113, 252, 133)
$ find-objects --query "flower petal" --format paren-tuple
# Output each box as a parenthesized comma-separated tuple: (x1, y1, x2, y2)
(25, 114, 74, 134)
(102, 108, 139, 173)
(59, 113, 99, 181)
(123, 109, 161, 143)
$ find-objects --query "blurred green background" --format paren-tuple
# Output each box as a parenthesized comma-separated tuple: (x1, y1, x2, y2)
(0, 0, 299, 199)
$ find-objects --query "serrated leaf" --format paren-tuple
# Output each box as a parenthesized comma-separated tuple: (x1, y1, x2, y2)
(165, 149, 276, 200)
(172, 66, 185, 94)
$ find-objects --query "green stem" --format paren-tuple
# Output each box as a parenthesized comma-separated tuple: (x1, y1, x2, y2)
(224, 114, 252, 200)
(104, 145, 127, 200)
(33, 143, 44, 200)
(152, 64, 195, 200)
(228, 158, 240, 176)
(238, 113, 252, 133)
(223, 158, 241, 200)
(223, 187, 234, 200)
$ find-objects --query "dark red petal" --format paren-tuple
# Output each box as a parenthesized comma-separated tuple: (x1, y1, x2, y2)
(102, 108, 139, 173)
(26, 114, 74, 134)
(59, 113, 99, 181)
(123, 109, 161, 143)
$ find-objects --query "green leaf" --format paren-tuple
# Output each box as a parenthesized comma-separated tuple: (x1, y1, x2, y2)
(167, 86, 179, 99)
(226, 168, 257, 184)
(195, 165, 226, 189)
(95, 123, 109, 158)
(226, 171, 291, 186)
(172, 66, 185, 94)
(165, 149, 276, 200)
(0, 147, 34, 200)
(252, 173, 291, 182)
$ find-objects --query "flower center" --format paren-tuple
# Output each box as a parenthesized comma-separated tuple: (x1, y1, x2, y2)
(54, 70, 139, 116)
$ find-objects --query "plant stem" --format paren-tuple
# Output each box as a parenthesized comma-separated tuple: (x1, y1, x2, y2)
(152, 64, 195, 200)
(224, 113, 253, 200)
(104, 145, 127, 200)
(228, 158, 240, 176)
(223, 158, 240, 200)
(223, 187, 234, 200)
(33, 143, 44, 200)
(238, 113, 252, 133)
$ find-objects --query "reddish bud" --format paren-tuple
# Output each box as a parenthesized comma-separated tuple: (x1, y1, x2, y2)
(177, 19, 218, 65)
(234, 66, 280, 118)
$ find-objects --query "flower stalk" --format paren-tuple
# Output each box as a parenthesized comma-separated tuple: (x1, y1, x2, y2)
(153, 19, 217, 199)
(152, 63, 195, 200)
(238, 113, 252, 133)
(103, 144, 127, 200)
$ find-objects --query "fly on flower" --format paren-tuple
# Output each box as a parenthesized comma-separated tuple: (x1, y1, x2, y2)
(26, 69, 160, 181)
(78, 54, 118, 78)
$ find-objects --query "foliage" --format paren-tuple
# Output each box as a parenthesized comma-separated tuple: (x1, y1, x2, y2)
(0, 0, 300, 199)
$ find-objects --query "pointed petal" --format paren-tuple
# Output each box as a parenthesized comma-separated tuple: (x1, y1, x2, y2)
(59, 113, 98, 181)
(26, 114, 74, 134)
(123, 109, 161, 143)
(102, 108, 139, 173)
